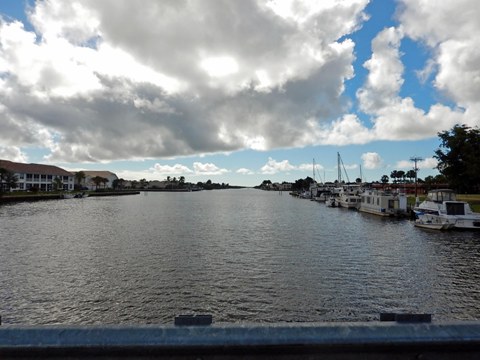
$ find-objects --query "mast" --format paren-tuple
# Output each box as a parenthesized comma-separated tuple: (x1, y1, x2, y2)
(337, 152, 342, 183)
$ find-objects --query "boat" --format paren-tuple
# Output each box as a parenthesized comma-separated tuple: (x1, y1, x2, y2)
(337, 184, 362, 209)
(358, 189, 407, 217)
(414, 189, 480, 230)
(414, 213, 455, 230)
(326, 187, 342, 207)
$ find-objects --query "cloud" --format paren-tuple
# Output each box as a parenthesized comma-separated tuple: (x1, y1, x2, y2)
(361, 152, 383, 169)
(399, 0, 480, 113)
(354, 24, 468, 142)
(396, 157, 437, 170)
(193, 162, 229, 175)
(2, 0, 478, 164)
(150, 163, 193, 175)
(0, 0, 370, 162)
(236, 168, 255, 175)
(0, 146, 28, 163)
(260, 157, 296, 174)
(298, 163, 324, 171)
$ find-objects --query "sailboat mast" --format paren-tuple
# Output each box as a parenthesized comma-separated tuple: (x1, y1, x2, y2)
(313, 158, 317, 183)
(337, 152, 342, 183)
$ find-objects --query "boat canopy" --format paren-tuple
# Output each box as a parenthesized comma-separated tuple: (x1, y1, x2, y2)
(426, 189, 457, 202)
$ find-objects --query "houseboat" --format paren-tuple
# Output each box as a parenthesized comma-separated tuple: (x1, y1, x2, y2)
(359, 189, 407, 217)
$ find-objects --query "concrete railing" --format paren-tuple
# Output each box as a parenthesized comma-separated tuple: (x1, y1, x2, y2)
(1, 318, 480, 359)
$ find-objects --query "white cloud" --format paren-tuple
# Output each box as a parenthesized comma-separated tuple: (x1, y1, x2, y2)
(298, 163, 324, 171)
(260, 157, 296, 174)
(361, 152, 383, 169)
(193, 162, 229, 175)
(419, 157, 438, 169)
(354, 23, 471, 143)
(396, 157, 437, 170)
(237, 168, 255, 175)
(396, 0, 480, 127)
(150, 163, 193, 175)
(0, 0, 369, 162)
(0, 146, 28, 163)
(356, 26, 404, 114)
(2, 0, 479, 163)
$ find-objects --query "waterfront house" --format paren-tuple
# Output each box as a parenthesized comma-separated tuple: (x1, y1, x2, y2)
(0, 159, 74, 192)
(79, 171, 119, 190)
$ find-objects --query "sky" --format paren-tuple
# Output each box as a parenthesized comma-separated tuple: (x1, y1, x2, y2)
(0, 0, 479, 186)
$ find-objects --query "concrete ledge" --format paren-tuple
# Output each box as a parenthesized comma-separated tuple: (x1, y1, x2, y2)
(1, 322, 480, 359)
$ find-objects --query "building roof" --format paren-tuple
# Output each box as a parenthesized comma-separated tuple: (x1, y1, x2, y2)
(81, 171, 118, 179)
(0, 159, 73, 176)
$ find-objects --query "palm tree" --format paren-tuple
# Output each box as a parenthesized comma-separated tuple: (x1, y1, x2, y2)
(75, 171, 86, 187)
(390, 170, 398, 183)
(101, 177, 109, 189)
(52, 176, 64, 191)
(91, 176, 103, 190)
(406, 170, 416, 183)
(0, 168, 18, 193)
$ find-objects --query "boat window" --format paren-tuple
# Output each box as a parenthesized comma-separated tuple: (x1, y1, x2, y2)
(446, 203, 465, 215)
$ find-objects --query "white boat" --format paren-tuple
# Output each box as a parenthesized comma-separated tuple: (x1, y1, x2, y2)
(358, 189, 407, 217)
(414, 213, 455, 230)
(414, 189, 480, 230)
(337, 184, 362, 209)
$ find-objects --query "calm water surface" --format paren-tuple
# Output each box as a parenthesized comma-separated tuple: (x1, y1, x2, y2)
(1, 189, 480, 325)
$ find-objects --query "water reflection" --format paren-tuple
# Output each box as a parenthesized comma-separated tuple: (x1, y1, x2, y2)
(1, 189, 479, 325)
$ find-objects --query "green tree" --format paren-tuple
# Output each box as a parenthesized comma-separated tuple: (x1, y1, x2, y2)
(396, 170, 406, 183)
(380, 175, 389, 184)
(0, 168, 18, 193)
(91, 176, 103, 190)
(405, 170, 416, 183)
(101, 177, 109, 189)
(139, 178, 148, 188)
(390, 170, 398, 183)
(435, 124, 480, 193)
(52, 176, 64, 191)
(75, 171, 86, 187)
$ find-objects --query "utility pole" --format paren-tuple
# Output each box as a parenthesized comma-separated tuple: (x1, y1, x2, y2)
(410, 156, 423, 197)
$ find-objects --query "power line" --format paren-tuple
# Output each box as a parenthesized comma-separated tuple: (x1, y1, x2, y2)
(410, 156, 423, 197)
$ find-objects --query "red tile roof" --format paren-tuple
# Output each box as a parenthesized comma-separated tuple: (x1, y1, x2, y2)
(0, 160, 74, 176)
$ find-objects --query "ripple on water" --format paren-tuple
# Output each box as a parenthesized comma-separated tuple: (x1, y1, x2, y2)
(1, 190, 480, 325)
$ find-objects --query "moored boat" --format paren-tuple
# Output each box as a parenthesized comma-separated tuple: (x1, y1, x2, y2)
(414, 189, 480, 230)
(414, 213, 455, 230)
(337, 184, 362, 209)
(358, 189, 407, 217)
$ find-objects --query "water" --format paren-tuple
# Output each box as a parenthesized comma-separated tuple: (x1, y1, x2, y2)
(1, 189, 480, 325)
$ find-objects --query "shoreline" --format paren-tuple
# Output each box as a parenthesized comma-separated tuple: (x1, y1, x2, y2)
(0, 191, 140, 203)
